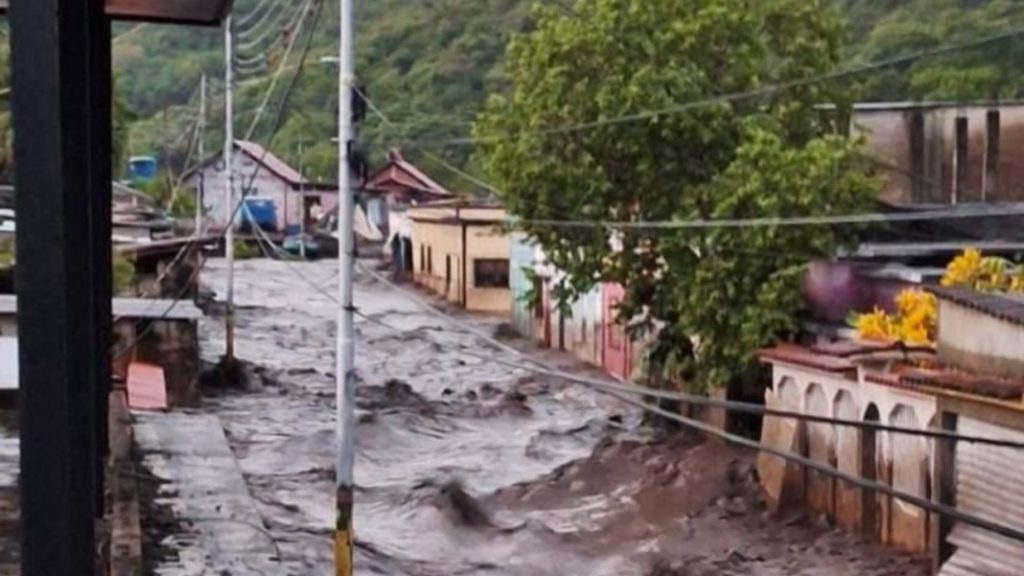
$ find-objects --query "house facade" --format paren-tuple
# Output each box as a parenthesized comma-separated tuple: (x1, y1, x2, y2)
(182, 140, 337, 233)
(510, 234, 604, 366)
(410, 201, 511, 314)
(363, 148, 455, 237)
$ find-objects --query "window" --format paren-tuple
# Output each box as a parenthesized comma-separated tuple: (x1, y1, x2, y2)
(473, 258, 510, 288)
(427, 246, 433, 274)
(420, 245, 425, 272)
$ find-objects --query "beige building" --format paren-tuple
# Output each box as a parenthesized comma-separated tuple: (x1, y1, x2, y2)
(409, 201, 511, 314)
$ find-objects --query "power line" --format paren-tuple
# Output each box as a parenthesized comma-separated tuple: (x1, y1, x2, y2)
(354, 262, 1024, 450)
(112, 0, 327, 359)
(413, 26, 1024, 148)
(236, 0, 279, 29)
(244, 0, 317, 141)
(238, 0, 307, 54)
(349, 293, 1024, 542)
(236, 0, 292, 41)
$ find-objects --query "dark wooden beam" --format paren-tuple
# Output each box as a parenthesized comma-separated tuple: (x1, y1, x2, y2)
(0, 0, 233, 26)
(983, 109, 1001, 202)
(87, 9, 114, 517)
(10, 0, 105, 572)
(953, 115, 969, 205)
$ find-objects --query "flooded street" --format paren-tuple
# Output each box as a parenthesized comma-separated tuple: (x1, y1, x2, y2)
(142, 258, 929, 575)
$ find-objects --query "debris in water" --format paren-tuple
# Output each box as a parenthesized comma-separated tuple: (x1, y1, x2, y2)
(438, 480, 491, 528)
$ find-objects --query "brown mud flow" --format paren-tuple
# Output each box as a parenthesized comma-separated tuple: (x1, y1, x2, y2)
(141, 259, 928, 575)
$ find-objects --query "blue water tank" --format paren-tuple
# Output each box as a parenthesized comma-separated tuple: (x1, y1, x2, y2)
(242, 198, 278, 231)
(128, 156, 158, 183)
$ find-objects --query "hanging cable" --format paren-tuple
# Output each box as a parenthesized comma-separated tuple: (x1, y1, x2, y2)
(237, 0, 307, 55)
(347, 298, 1024, 542)
(236, 0, 278, 29)
(407, 25, 1024, 148)
(244, 0, 316, 140)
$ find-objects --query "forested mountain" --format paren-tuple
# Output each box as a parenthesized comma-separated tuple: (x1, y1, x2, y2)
(68, 0, 1024, 188)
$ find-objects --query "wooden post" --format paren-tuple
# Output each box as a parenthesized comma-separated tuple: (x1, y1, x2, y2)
(983, 109, 1001, 202)
(910, 110, 926, 203)
(932, 411, 958, 572)
(953, 114, 969, 205)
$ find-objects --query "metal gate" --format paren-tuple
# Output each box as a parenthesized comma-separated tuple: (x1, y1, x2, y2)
(939, 417, 1024, 576)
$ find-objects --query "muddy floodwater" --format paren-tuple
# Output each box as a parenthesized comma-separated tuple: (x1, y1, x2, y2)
(142, 258, 929, 575)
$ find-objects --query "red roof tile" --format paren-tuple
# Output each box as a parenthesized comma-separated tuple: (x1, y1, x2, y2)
(757, 345, 857, 374)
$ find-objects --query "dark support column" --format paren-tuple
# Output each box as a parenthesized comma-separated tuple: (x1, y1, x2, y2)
(954, 115, 969, 205)
(983, 109, 1001, 202)
(10, 0, 104, 572)
(909, 111, 926, 203)
(932, 411, 959, 573)
(88, 11, 114, 515)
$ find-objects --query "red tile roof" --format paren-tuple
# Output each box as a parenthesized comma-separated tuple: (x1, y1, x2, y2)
(364, 148, 453, 198)
(757, 345, 857, 375)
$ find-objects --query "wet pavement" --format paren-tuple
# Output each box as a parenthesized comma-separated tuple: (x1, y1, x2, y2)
(141, 257, 930, 575)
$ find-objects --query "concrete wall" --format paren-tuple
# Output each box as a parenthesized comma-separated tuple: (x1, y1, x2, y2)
(854, 104, 1024, 204)
(758, 362, 937, 553)
(937, 298, 1024, 380)
(411, 216, 511, 315)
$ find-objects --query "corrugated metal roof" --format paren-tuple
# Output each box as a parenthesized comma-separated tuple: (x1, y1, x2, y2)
(938, 418, 1024, 576)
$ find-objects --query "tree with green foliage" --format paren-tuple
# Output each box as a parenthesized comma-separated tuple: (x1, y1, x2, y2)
(476, 0, 879, 392)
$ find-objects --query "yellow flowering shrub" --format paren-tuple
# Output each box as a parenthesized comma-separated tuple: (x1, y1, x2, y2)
(941, 247, 1023, 293)
(855, 248, 1022, 345)
(941, 248, 982, 287)
(856, 288, 936, 345)
(856, 307, 896, 341)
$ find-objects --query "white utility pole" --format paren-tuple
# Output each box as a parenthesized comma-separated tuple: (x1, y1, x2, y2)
(224, 16, 237, 361)
(196, 73, 207, 236)
(335, 0, 357, 571)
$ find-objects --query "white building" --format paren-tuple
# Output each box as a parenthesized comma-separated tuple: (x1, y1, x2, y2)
(182, 140, 337, 232)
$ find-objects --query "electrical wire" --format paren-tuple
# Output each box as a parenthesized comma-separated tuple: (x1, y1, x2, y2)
(236, 0, 291, 41)
(413, 25, 1024, 148)
(243, 0, 316, 141)
(237, 0, 307, 55)
(357, 90, 1021, 232)
(353, 262, 1024, 449)
(349, 296, 1024, 542)
(348, 282, 1024, 542)
(236, 0, 278, 29)
(110, 0, 326, 361)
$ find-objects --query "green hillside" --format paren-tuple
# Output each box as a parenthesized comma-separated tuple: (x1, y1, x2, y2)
(111, 0, 1024, 191)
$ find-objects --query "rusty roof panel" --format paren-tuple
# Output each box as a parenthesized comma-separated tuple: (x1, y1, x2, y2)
(901, 368, 1024, 401)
